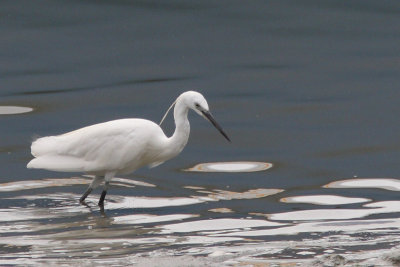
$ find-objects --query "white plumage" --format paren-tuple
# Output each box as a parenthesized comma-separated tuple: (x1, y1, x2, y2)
(27, 91, 230, 206)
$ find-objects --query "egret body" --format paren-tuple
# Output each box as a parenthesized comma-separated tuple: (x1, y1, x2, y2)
(27, 91, 230, 206)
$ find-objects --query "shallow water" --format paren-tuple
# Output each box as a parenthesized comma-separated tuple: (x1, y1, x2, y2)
(1, 0, 400, 266)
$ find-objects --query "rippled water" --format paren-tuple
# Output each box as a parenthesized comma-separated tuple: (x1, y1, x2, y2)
(1, 176, 400, 266)
(2, 0, 400, 266)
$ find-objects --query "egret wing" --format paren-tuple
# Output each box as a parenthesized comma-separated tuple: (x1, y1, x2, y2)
(28, 119, 162, 173)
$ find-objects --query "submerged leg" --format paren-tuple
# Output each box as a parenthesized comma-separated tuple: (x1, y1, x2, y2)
(80, 175, 103, 203)
(98, 172, 115, 207)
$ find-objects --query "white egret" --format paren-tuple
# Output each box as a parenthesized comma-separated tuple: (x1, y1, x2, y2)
(27, 91, 230, 206)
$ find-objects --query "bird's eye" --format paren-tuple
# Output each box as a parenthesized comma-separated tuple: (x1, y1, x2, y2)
(195, 103, 200, 108)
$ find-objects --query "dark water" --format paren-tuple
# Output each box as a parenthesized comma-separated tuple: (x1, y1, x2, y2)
(1, 0, 400, 266)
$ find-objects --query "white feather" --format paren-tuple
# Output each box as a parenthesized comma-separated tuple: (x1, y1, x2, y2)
(26, 91, 229, 204)
(28, 119, 169, 175)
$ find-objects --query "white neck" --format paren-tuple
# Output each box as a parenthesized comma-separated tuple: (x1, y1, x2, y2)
(167, 97, 190, 156)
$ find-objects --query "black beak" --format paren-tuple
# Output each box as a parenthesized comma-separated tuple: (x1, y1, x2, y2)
(202, 110, 231, 142)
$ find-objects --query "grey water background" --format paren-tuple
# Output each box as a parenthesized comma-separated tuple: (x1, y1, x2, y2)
(1, 0, 400, 265)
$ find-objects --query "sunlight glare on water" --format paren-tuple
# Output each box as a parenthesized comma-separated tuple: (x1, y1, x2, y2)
(185, 161, 273, 172)
(269, 201, 400, 221)
(324, 178, 400, 191)
(281, 195, 371, 205)
(0, 106, 33, 115)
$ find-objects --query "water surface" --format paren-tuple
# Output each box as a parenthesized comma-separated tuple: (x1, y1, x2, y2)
(1, 0, 400, 266)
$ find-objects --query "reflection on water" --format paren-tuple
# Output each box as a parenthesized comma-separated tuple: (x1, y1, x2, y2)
(214, 217, 400, 237)
(0, 178, 89, 192)
(281, 194, 370, 205)
(0, 106, 33, 115)
(185, 161, 273, 172)
(325, 178, 400, 191)
(106, 195, 204, 209)
(1, 176, 400, 265)
(161, 218, 285, 234)
(105, 187, 283, 210)
(0, 176, 155, 192)
(269, 201, 400, 221)
(208, 208, 233, 213)
(113, 214, 198, 225)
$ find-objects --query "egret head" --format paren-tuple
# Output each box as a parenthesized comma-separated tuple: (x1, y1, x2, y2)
(160, 91, 231, 142)
(184, 91, 231, 142)
(183, 91, 209, 115)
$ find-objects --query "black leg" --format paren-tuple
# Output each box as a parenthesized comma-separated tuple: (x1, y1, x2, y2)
(98, 180, 110, 206)
(80, 187, 92, 203)
(98, 189, 107, 206)
(98, 173, 114, 208)
(79, 175, 102, 204)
